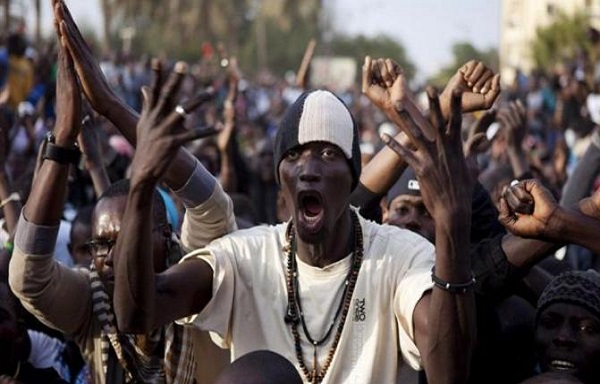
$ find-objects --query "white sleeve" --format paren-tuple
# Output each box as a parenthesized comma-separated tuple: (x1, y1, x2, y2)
(176, 245, 236, 348)
(174, 160, 237, 252)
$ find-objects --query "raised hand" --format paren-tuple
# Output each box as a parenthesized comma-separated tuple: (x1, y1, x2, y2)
(362, 56, 433, 140)
(498, 100, 530, 178)
(382, 87, 476, 384)
(463, 109, 496, 159)
(77, 116, 103, 170)
(54, 15, 82, 146)
(440, 60, 500, 118)
(225, 56, 240, 105)
(53, 0, 113, 116)
(77, 115, 111, 196)
(498, 100, 526, 150)
(381, 87, 473, 220)
(130, 60, 217, 187)
(362, 56, 404, 112)
(498, 179, 560, 238)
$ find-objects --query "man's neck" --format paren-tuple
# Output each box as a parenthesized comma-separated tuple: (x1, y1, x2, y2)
(295, 209, 353, 268)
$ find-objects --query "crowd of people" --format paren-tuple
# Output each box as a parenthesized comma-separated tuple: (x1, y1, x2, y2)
(1, 1, 600, 383)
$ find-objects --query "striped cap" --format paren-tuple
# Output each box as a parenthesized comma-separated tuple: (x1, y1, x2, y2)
(274, 90, 361, 190)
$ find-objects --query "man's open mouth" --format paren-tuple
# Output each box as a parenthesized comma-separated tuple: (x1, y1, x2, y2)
(302, 193, 323, 217)
(298, 191, 325, 233)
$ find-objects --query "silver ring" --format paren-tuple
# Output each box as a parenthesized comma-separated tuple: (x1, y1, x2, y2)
(175, 105, 188, 119)
(510, 179, 519, 187)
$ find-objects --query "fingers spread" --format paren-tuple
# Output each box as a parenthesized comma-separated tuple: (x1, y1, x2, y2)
(149, 59, 164, 110)
(426, 87, 444, 134)
(174, 125, 221, 144)
(140, 86, 151, 112)
(395, 103, 426, 145)
(381, 132, 417, 164)
(182, 87, 215, 115)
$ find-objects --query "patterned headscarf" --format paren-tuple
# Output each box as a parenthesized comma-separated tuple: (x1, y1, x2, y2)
(537, 270, 600, 321)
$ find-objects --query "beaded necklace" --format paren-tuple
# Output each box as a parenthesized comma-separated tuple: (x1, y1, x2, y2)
(284, 210, 364, 384)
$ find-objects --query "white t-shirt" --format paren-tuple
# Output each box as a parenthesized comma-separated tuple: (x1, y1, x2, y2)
(179, 214, 434, 383)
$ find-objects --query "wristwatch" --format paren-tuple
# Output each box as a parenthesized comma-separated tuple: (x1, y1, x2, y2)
(43, 132, 81, 165)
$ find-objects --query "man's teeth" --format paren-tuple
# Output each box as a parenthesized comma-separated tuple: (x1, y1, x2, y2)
(304, 211, 320, 222)
(551, 360, 575, 370)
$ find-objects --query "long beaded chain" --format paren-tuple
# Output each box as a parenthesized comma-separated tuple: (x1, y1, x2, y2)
(284, 210, 364, 384)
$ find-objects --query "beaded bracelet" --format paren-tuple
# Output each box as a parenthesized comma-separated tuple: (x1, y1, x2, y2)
(431, 267, 476, 294)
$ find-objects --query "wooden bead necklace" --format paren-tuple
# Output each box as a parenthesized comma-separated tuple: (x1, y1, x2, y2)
(284, 210, 364, 384)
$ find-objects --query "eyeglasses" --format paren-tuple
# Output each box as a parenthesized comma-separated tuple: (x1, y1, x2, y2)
(85, 239, 116, 258)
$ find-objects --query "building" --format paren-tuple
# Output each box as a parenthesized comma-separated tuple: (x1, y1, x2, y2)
(500, 0, 600, 83)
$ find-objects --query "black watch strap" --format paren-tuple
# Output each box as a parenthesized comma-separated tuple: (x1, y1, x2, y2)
(43, 133, 81, 165)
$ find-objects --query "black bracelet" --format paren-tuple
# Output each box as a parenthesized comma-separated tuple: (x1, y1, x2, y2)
(43, 132, 81, 165)
(431, 267, 476, 294)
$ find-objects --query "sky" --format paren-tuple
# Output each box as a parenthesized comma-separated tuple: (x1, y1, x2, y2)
(24, 0, 501, 80)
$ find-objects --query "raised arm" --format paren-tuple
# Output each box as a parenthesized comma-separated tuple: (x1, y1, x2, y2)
(217, 55, 240, 193)
(358, 58, 500, 198)
(113, 64, 218, 333)
(498, 101, 530, 179)
(499, 179, 600, 254)
(0, 127, 21, 238)
(383, 89, 475, 383)
(77, 116, 111, 197)
(439, 60, 500, 122)
(53, 0, 203, 191)
(9, 24, 92, 334)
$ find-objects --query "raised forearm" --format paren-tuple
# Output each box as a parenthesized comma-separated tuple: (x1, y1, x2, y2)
(113, 182, 157, 333)
(0, 170, 21, 236)
(359, 129, 408, 194)
(426, 215, 476, 384)
(548, 207, 600, 254)
(501, 234, 559, 270)
(219, 154, 237, 193)
(24, 159, 70, 226)
(87, 163, 111, 197)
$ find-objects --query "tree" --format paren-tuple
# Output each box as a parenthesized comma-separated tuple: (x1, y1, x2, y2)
(326, 34, 415, 81)
(93, 0, 414, 81)
(429, 42, 498, 89)
(531, 11, 591, 74)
